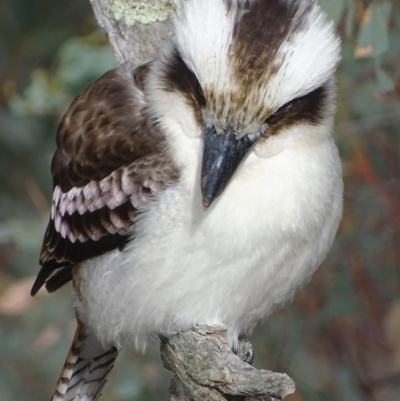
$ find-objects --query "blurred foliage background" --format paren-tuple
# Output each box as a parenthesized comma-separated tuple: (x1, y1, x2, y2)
(0, 0, 399, 400)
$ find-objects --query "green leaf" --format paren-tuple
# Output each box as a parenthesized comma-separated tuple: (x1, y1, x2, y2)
(56, 37, 116, 89)
(375, 65, 395, 92)
(355, 3, 390, 58)
(345, 0, 355, 38)
(380, 0, 392, 22)
(320, 0, 346, 24)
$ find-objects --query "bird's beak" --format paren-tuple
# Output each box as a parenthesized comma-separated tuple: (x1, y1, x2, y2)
(201, 124, 259, 209)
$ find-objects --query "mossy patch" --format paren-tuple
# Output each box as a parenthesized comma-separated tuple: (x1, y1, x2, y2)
(111, 0, 179, 26)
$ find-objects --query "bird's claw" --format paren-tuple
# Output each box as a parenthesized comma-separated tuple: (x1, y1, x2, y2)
(233, 339, 254, 365)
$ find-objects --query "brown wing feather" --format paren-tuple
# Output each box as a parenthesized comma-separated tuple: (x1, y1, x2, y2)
(53, 62, 158, 192)
(31, 62, 178, 296)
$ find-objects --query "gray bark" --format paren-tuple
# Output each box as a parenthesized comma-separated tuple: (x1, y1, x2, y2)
(89, 0, 176, 65)
(161, 326, 295, 401)
(88, 1, 296, 400)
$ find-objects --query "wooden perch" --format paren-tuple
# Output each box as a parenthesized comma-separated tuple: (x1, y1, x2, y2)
(87, 1, 296, 400)
(89, 0, 176, 65)
(161, 326, 295, 401)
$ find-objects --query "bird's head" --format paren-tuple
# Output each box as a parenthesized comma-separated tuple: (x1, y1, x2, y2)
(147, 0, 341, 209)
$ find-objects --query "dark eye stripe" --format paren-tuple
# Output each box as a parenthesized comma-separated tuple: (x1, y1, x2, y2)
(266, 84, 329, 127)
(161, 47, 206, 125)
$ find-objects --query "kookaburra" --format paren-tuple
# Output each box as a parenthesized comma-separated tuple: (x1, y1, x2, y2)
(32, 0, 343, 399)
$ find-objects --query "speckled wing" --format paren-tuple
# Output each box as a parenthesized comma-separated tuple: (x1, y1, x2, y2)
(31, 63, 178, 295)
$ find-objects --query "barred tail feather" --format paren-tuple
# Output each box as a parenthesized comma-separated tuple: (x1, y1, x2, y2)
(52, 321, 118, 401)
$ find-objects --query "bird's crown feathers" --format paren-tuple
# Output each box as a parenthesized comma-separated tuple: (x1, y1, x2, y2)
(173, 0, 340, 126)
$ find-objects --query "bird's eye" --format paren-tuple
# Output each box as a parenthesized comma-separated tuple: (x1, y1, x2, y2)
(265, 101, 293, 125)
(196, 81, 206, 108)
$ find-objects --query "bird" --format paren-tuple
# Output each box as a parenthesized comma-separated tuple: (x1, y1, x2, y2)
(31, 0, 343, 399)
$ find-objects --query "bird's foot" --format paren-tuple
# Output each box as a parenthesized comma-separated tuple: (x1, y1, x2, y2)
(235, 338, 254, 365)
(183, 325, 255, 364)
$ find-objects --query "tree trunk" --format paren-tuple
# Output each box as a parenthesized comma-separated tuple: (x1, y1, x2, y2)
(87, 1, 296, 400)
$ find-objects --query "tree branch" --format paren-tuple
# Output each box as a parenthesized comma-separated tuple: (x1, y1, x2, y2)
(87, 1, 296, 400)
(89, 0, 176, 65)
(161, 326, 295, 401)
